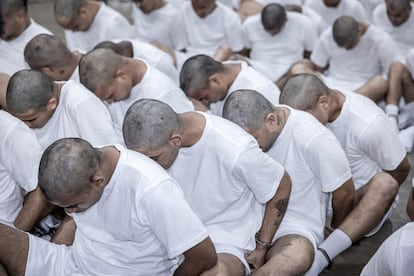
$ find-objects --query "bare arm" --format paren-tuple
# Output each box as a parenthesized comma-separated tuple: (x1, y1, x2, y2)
(385, 156, 411, 186)
(51, 216, 77, 245)
(406, 187, 414, 221)
(14, 187, 55, 232)
(246, 172, 292, 269)
(331, 178, 355, 228)
(173, 237, 217, 276)
(386, 62, 405, 106)
(0, 73, 9, 110)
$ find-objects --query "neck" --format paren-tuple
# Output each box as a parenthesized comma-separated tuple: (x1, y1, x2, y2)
(274, 106, 290, 132)
(223, 63, 242, 88)
(88, 1, 102, 19)
(328, 90, 345, 122)
(97, 146, 120, 187)
(130, 59, 147, 86)
(178, 112, 206, 147)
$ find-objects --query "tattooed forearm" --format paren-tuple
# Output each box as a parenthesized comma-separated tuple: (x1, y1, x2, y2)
(274, 198, 289, 225)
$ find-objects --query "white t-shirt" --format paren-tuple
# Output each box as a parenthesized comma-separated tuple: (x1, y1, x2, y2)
(311, 25, 404, 91)
(174, 2, 245, 66)
(407, 49, 414, 79)
(267, 107, 352, 245)
(209, 61, 281, 116)
(0, 19, 52, 75)
(168, 112, 285, 252)
(34, 81, 119, 150)
(243, 12, 317, 82)
(68, 65, 80, 82)
(69, 145, 209, 275)
(65, 4, 135, 53)
(106, 61, 194, 141)
(131, 2, 179, 48)
(373, 3, 414, 57)
(361, 222, 414, 276)
(0, 111, 41, 225)
(359, 0, 382, 21)
(327, 91, 406, 190)
(305, 0, 368, 32)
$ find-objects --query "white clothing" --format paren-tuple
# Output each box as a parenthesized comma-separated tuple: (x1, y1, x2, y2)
(361, 222, 414, 276)
(327, 92, 406, 190)
(106, 61, 194, 141)
(407, 49, 414, 79)
(127, 38, 179, 84)
(34, 81, 119, 150)
(168, 112, 285, 262)
(305, 0, 368, 32)
(174, 2, 245, 67)
(243, 12, 317, 82)
(311, 25, 404, 91)
(359, 0, 382, 21)
(0, 19, 52, 75)
(267, 107, 352, 246)
(68, 65, 80, 82)
(373, 3, 414, 57)
(65, 4, 135, 53)
(25, 145, 208, 276)
(209, 61, 281, 116)
(257, 0, 303, 5)
(131, 2, 179, 48)
(0, 111, 41, 225)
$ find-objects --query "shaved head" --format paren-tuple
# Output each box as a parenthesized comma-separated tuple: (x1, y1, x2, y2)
(54, 0, 87, 19)
(332, 16, 359, 47)
(222, 89, 274, 132)
(280, 73, 329, 110)
(261, 3, 287, 32)
(38, 138, 100, 201)
(93, 40, 133, 57)
(123, 99, 180, 150)
(0, 0, 27, 16)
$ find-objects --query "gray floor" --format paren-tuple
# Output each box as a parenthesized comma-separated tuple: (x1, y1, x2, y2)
(27, 1, 414, 275)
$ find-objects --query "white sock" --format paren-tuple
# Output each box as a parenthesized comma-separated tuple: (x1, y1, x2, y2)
(399, 125, 414, 153)
(304, 249, 328, 275)
(320, 229, 352, 260)
(385, 104, 400, 133)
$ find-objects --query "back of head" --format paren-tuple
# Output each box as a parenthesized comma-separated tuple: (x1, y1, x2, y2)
(0, 0, 27, 17)
(54, 0, 87, 20)
(386, 0, 411, 9)
(280, 73, 329, 110)
(93, 40, 129, 57)
(6, 69, 54, 114)
(261, 3, 287, 31)
(123, 99, 180, 150)
(332, 16, 359, 47)
(24, 34, 72, 70)
(179, 54, 224, 96)
(38, 138, 99, 202)
(79, 48, 123, 92)
(222, 89, 274, 132)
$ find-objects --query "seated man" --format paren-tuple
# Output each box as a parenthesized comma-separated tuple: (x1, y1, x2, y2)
(0, 0, 52, 75)
(407, 178, 414, 221)
(280, 73, 410, 274)
(0, 73, 9, 109)
(222, 89, 355, 275)
(360, 222, 414, 276)
(79, 48, 194, 141)
(373, 0, 414, 57)
(173, 0, 245, 68)
(291, 16, 408, 131)
(123, 99, 292, 275)
(54, 0, 135, 52)
(242, 3, 318, 87)
(24, 34, 83, 82)
(180, 54, 280, 115)
(6, 69, 119, 150)
(0, 138, 217, 275)
(93, 39, 179, 84)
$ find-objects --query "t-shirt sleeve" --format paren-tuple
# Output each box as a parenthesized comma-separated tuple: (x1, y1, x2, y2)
(302, 16, 318, 52)
(139, 179, 209, 259)
(310, 30, 331, 68)
(225, 10, 245, 51)
(406, 49, 414, 79)
(233, 141, 285, 204)
(377, 32, 405, 73)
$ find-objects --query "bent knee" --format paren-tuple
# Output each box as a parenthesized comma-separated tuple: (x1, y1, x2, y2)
(369, 173, 399, 198)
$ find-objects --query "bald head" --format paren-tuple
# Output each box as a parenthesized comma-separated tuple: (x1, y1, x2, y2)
(38, 138, 100, 201)
(24, 34, 72, 71)
(54, 0, 87, 19)
(332, 16, 359, 47)
(222, 89, 274, 132)
(280, 74, 329, 110)
(6, 70, 54, 114)
(180, 54, 224, 96)
(123, 99, 180, 150)
(79, 48, 125, 92)
(0, 0, 27, 17)
(93, 40, 133, 58)
(261, 3, 287, 32)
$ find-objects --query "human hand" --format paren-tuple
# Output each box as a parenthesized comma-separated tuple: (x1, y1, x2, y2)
(245, 246, 267, 272)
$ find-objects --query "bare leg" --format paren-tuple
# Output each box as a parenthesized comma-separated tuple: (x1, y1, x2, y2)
(400, 65, 414, 103)
(253, 234, 314, 276)
(278, 60, 323, 89)
(213, 44, 233, 62)
(237, 0, 264, 22)
(355, 76, 388, 103)
(200, 253, 245, 276)
(0, 224, 29, 276)
(0, 73, 9, 110)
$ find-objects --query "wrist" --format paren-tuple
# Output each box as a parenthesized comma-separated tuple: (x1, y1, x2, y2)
(255, 232, 274, 249)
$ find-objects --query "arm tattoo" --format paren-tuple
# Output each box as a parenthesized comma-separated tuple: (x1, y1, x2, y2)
(274, 198, 289, 225)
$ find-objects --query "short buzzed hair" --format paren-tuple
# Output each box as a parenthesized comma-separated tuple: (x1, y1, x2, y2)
(386, 0, 411, 8)
(0, 0, 27, 17)
(222, 89, 274, 132)
(24, 34, 72, 70)
(332, 16, 359, 47)
(261, 3, 287, 31)
(54, 0, 87, 19)
(79, 48, 124, 92)
(6, 70, 54, 114)
(280, 73, 329, 110)
(123, 99, 180, 150)
(38, 138, 100, 201)
(180, 55, 225, 96)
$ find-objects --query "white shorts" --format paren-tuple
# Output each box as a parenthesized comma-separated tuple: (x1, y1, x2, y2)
(25, 234, 70, 276)
(272, 220, 319, 250)
(214, 243, 251, 275)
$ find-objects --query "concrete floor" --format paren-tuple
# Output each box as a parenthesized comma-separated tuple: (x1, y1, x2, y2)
(27, 1, 414, 275)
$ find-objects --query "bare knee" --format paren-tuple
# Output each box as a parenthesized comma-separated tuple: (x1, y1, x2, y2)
(369, 173, 399, 201)
(201, 253, 245, 276)
(289, 59, 315, 75)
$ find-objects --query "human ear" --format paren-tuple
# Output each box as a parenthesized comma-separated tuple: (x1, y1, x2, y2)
(170, 133, 182, 147)
(46, 97, 58, 111)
